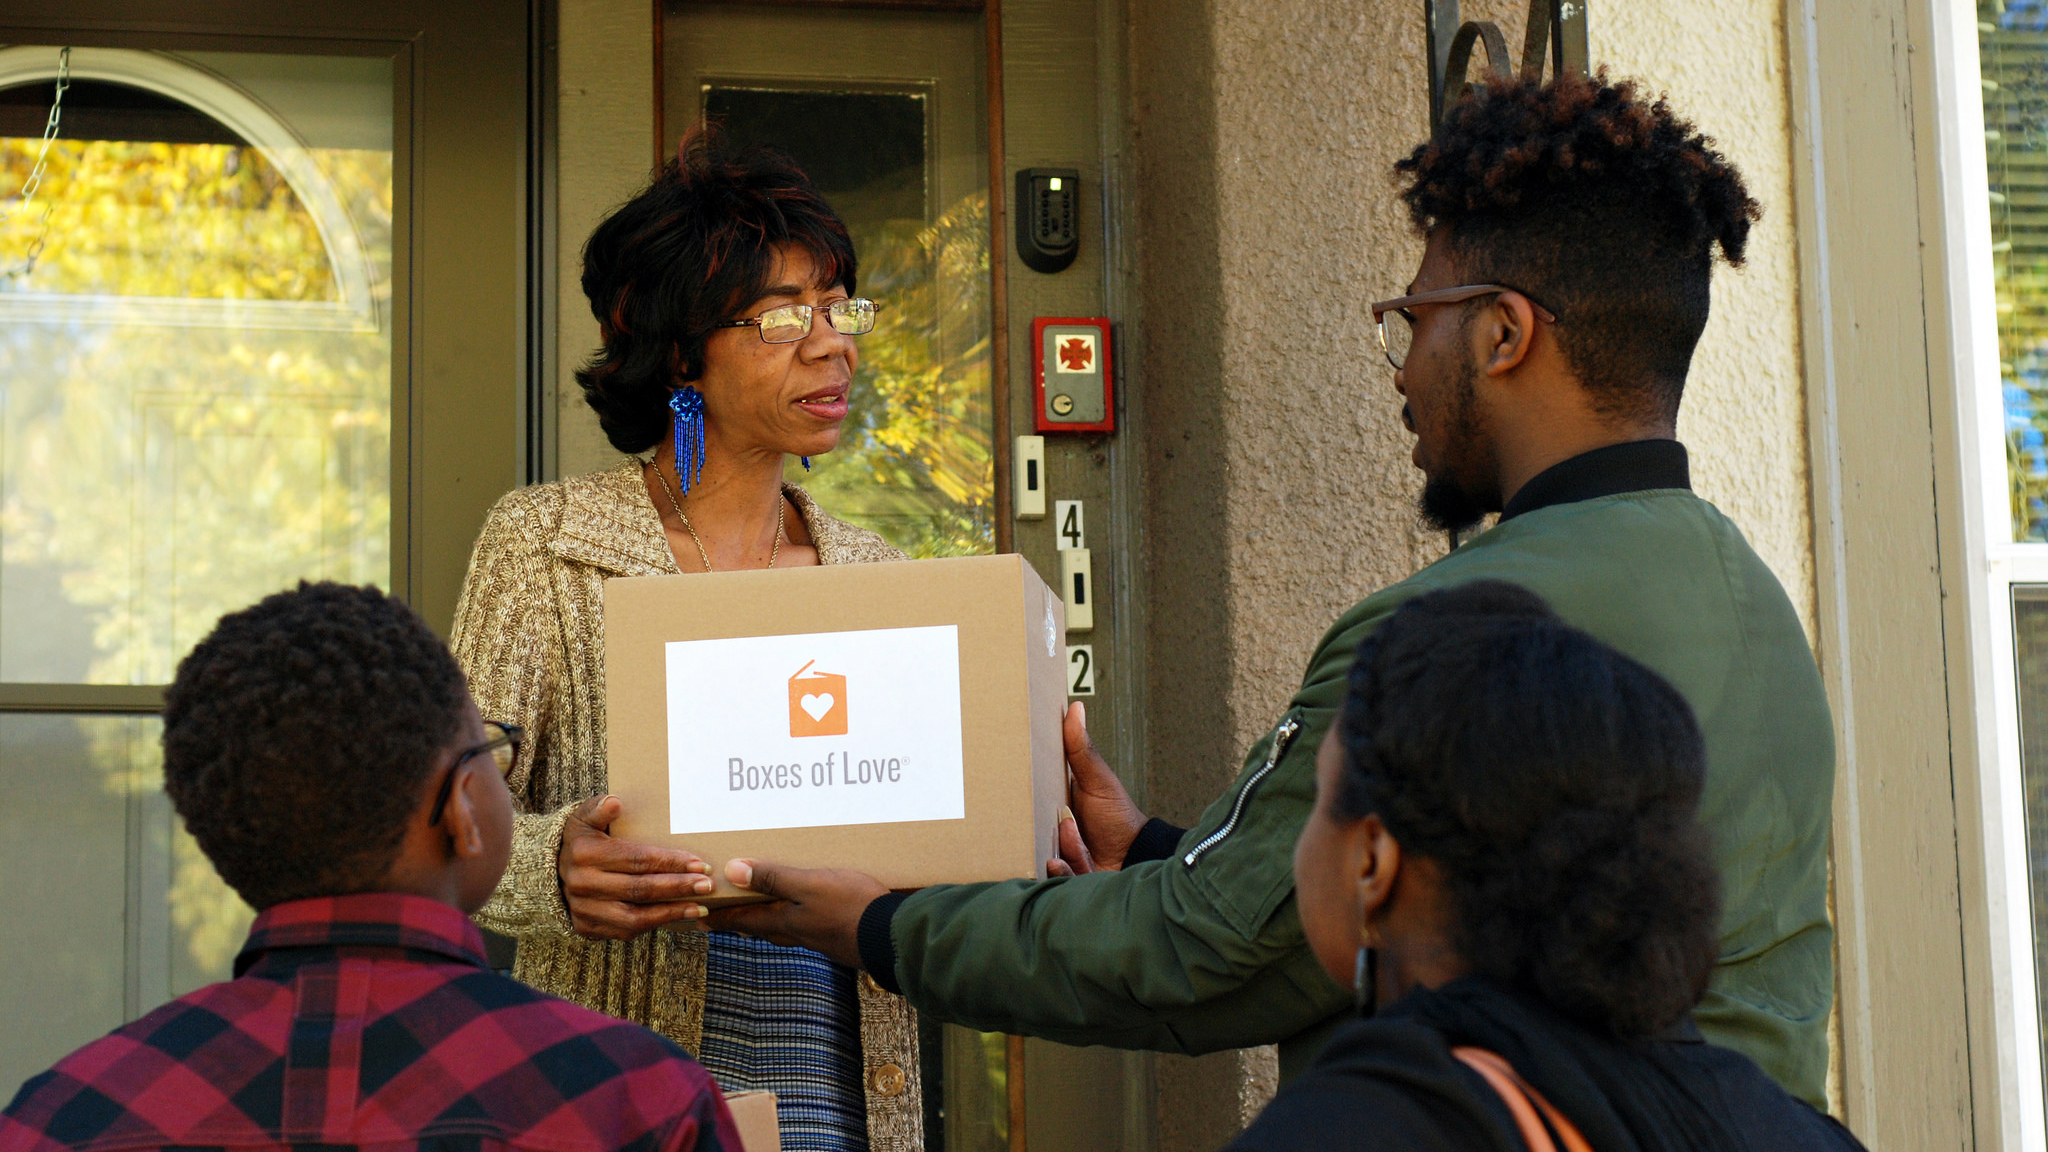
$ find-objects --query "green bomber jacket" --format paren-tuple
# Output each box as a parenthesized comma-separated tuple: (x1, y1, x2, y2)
(858, 441, 1836, 1108)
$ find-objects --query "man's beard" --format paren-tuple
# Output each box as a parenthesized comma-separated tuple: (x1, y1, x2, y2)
(1418, 472, 1488, 533)
(1414, 358, 1492, 533)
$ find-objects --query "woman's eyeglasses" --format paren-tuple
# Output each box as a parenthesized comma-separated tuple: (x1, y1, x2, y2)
(717, 298, 882, 344)
(428, 720, 523, 826)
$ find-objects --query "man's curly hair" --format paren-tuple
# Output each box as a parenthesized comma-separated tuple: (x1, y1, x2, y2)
(1336, 581, 1721, 1038)
(162, 582, 469, 909)
(1395, 73, 1760, 424)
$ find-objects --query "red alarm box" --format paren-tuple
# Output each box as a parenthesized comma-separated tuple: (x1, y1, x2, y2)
(1031, 317, 1114, 434)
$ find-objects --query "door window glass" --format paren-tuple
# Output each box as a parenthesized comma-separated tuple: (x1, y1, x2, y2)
(0, 49, 392, 683)
(0, 46, 389, 1094)
(0, 714, 246, 1094)
(710, 85, 993, 558)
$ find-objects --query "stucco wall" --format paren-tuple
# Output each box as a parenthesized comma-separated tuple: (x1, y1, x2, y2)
(1134, 0, 1439, 827)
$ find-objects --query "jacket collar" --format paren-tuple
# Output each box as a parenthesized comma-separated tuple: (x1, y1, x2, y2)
(1499, 439, 1691, 522)
(233, 892, 488, 976)
(552, 461, 680, 576)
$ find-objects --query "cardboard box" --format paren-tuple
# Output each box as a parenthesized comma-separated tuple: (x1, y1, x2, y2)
(604, 553, 1068, 905)
(722, 1091, 780, 1152)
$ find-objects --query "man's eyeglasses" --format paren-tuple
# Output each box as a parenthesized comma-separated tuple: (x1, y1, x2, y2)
(716, 298, 882, 344)
(428, 721, 523, 826)
(1369, 284, 1559, 370)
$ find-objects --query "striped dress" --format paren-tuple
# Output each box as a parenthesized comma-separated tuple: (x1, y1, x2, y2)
(700, 934, 866, 1149)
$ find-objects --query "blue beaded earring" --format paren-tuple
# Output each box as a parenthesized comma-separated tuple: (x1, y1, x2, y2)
(669, 386, 706, 495)
(802, 456, 811, 471)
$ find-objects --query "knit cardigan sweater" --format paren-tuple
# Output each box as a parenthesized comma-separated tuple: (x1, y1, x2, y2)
(451, 459, 924, 1151)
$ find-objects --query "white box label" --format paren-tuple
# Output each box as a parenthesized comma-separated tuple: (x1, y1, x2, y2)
(663, 625, 966, 835)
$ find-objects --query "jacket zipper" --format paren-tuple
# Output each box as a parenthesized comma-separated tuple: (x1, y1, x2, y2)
(1183, 713, 1302, 868)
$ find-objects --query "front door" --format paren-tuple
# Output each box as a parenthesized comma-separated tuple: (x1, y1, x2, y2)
(664, 4, 1010, 1147)
(0, 1, 529, 1091)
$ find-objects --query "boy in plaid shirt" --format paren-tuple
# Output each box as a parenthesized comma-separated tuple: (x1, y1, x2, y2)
(0, 583, 741, 1152)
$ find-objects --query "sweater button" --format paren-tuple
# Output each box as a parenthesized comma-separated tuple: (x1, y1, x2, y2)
(868, 1063, 906, 1097)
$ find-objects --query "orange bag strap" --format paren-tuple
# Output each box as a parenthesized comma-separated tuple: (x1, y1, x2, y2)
(1451, 1047, 1594, 1152)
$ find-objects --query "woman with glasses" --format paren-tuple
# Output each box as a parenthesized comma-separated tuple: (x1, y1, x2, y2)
(448, 127, 915, 1152)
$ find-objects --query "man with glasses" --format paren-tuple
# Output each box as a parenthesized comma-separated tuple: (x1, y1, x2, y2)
(718, 74, 1836, 1110)
(1, 583, 740, 1152)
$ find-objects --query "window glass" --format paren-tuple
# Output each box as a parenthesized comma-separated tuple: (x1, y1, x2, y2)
(1983, 3, 2048, 539)
(708, 86, 993, 558)
(2015, 586, 2048, 1105)
(0, 714, 248, 1096)
(940, 1026, 1011, 1152)
(0, 52, 392, 683)
(0, 46, 367, 1097)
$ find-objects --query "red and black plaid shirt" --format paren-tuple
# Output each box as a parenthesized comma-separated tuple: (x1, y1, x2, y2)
(0, 894, 740, 1152)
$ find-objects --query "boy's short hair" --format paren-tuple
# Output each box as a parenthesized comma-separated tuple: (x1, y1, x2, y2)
(1395, 73, 1760, 426)
(162, 582, 469, 909)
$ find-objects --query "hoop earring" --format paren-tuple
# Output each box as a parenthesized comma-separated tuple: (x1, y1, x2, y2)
(669, 386, 706, 496)
(1353, 944, 1378, 1018)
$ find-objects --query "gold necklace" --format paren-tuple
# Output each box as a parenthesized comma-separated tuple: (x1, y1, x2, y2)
(649, 459, 782, 572)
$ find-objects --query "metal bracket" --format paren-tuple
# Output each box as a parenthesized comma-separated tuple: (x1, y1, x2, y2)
(1426, 0, 1590, 128)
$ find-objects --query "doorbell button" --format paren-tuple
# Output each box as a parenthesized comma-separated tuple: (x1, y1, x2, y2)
(1014, 435, 1047, 520)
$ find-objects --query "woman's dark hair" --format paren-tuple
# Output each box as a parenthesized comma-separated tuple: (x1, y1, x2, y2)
(576, 124, 858, 454)
(1394, 73, 1760, 426)
(1336, 580, 1721, 1037)
(161, 582, 470, 909)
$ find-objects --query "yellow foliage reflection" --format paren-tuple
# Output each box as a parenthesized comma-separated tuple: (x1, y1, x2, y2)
(1, 135, 393, 986)
(170, 827, 257, 978)
(78, 717, 255, 989)
(795, 191, 994, 557)
(0, 139, 340, 300)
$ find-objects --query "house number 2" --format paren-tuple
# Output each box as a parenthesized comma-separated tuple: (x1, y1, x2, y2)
(1068, 644, 1096, 696)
